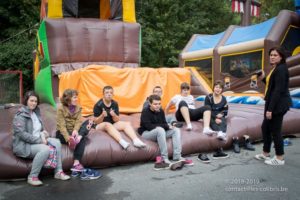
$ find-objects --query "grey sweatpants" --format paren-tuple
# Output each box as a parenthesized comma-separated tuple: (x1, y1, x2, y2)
(28, 138, 63, 178)
(142, 127, 182, 161)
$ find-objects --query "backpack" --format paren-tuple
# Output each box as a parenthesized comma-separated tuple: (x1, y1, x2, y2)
(43, 142, 58, 169)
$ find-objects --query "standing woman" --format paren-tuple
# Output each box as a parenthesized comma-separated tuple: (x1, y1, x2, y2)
(12, 91, 70, 186)
(255, 47, 292, 165)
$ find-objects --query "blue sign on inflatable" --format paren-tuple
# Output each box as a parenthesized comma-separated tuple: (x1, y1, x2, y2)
(295, 0, 300, 15)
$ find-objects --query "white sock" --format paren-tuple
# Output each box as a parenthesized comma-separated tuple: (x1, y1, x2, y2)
(163, 159, 171, 164)
(119, 139, 130, 149)
(133, 138, 146, 148)
(203, 127, 214, 135)
(186, 123, 193, 130)
(217, 131, 223, 137)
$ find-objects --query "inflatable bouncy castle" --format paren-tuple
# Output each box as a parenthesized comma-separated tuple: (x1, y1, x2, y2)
(1, 1, 300, 180)
(180, 10, 300, 107)
(34, 0, 140, 107)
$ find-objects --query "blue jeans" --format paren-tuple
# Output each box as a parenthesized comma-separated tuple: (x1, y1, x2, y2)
(142, 127, 182, 161)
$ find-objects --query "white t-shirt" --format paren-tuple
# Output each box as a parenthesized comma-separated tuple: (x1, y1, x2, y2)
(31, 112, 42, 138)
(170, 95, 195, 111)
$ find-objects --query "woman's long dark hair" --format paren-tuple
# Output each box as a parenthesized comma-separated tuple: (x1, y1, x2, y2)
(23, 91, 40, 106)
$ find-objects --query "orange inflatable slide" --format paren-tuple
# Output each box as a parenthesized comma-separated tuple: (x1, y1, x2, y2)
(59, 65, 191, 115)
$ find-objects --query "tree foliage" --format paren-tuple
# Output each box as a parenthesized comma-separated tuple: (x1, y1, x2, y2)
(136, 0, 235, 67)
(0, 0, 40, 39)
(0, 0, 296, 92)
(0, 0, 40, 92)
(259, 0, 295, 20)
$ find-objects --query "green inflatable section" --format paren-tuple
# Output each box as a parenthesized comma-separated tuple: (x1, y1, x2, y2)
(35, 20, 56, 107)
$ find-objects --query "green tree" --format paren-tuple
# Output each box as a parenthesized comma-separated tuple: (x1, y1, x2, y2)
(0, 0, 40, 92)
(0, 0, 40, 39)
(259, 0, 294, 21)
(136, 0, 235, 67)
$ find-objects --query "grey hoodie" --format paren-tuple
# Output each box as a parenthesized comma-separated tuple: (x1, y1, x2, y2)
(12, 106, 44, 158)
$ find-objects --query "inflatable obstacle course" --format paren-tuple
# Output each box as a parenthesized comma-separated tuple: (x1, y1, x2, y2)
(180, 10, 300, 97)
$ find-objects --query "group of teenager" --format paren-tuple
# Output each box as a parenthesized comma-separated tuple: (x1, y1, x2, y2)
(12, 46, 291, 186)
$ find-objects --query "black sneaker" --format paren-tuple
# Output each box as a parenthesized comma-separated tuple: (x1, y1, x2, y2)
(212, 149, 229, 159)
(171, 121, 184, 128)
(244, 139, 255, 151)
(170, 161, 185, 170)
(232, 138, 240, 153)
(154, 162, 171, 170)
(197, 154, 211, 163)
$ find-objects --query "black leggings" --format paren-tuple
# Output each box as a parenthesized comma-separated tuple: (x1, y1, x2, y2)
(175, 101, 211, 122)
(56, 128, 87, 161)
(261, 113, 285, 156)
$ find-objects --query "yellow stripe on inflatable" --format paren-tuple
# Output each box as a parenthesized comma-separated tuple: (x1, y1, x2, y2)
(48, 0, 63, 18)
(184, 57, 214, 87)
(34, 55, 40, 80)
(223, 92, 264, 97)
(186, 67, 213, 93)
(292, 46, 300, 56)
(100, 0, 111, 19)
(122, 0, 136, 23)
(280, 25, 299, 45)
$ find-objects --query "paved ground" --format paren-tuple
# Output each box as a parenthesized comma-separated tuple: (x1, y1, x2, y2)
(1, 137, 299, 200)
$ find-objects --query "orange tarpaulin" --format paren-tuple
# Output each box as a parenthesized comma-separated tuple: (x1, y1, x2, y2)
(59, 65, 191, 116)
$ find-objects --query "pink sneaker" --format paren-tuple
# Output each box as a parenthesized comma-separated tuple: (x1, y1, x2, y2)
(177, 157, 194, 166)
(68, 136, 77, 150)
(71, 163, 84, 172)
(183, 158, 194, 166)
(74, 135, 82, 144)
(155, 156, 163, 163)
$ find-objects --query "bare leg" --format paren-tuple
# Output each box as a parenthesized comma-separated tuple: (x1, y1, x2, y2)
(203, 110, 212, 128)
(113, 121, 137, 140)
(73, 160, 80, 165)
(263, 151, 270, 156)
(202, 110, 216, 135)
(180, 106, 191, 124)
(114, 121, 146, 148)
(96, 122, 122, 142)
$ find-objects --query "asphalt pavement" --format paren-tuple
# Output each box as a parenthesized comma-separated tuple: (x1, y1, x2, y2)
(0, 136, 299, 200)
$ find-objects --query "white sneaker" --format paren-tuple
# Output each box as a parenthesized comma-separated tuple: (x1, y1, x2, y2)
(54, 171, 71, 180)
(186, 123, 193, 131)
(264, 156, 285, 166)
(217, 131, 227, 141)
(27, 177, 43, 186)
(203, 127, 215, 136)
(254, 153, 271, 161)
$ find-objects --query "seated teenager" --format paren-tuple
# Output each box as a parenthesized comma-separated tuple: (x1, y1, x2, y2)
(12, 91, 70, 186)
(198, 81, 229, 162)
(142, 86, 163, 109)
(56, 89, 99, 179)
(138, 95, 193, 170)
(143, 86, 178, 125)
(205, 81, 228, 141)
(93, 86, 146, 149)
(165, 82, 215, 134)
